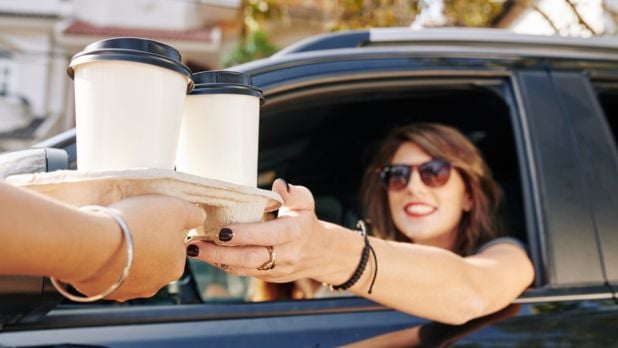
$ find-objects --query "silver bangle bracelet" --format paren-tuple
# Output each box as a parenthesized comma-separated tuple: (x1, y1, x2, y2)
(50, 205, 134, 303)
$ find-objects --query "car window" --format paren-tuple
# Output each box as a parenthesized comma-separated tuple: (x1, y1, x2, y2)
(592, 83, 618, 151)
(189, 76, 531, 303)
(189, 259, 250, 302)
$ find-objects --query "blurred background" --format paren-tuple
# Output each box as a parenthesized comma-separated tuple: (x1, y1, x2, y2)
(0, 0, 616, 152)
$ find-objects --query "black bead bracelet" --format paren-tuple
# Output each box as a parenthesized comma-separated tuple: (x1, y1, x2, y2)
(329, 220, 378, 294)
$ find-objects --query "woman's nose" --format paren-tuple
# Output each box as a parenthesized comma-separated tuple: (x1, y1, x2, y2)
(406, 169, 427, 194)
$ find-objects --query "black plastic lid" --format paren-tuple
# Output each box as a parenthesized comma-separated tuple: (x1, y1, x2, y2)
(190, 70, 263, 102)
(68, 37, 193, 91)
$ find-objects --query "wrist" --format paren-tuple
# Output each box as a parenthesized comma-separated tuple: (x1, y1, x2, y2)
(323, 220, 377, 294)
(53, 205, 135, 302)
(315, 221, 366, 286)
(62, 209, 124, 284)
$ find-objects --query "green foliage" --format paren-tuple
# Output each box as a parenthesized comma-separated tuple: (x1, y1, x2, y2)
(221, 29, 278, 68)
(330, 0, 420, 31)
(244, 0, 282, 22)
(222, 0, 508, 67)
(443, 0, 504, 27)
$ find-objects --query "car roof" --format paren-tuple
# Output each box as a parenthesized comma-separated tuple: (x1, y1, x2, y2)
(233, 27, 618, 74)
(278, 27, 618, 55)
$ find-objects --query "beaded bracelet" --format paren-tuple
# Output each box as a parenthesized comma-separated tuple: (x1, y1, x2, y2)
(50, 205, 134, 302)
(329, 220, 378, 294)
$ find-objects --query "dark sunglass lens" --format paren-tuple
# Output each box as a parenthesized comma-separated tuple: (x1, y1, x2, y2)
(420, 160, 452, 187)
(381, 165, 410, 190)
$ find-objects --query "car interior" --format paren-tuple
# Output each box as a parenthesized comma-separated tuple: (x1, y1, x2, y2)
(593, 83, 618, 149)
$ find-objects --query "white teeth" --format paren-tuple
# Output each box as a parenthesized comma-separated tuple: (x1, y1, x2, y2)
(406, 204, 434, 215)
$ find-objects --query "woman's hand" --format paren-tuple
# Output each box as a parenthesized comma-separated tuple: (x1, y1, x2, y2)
(188, 179, 352, 285)
(71, 195, 206, 301)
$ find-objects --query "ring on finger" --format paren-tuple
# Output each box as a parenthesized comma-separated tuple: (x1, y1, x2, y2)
(256, 246, 276, 271)
(214, 263, 229, 271)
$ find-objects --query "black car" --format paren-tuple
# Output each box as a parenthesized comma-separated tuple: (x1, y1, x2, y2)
(1, 27, 617, 347)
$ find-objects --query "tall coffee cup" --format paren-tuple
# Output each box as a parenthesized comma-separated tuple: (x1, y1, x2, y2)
(68, 37, 193, 171)
(175, 71, 263, 187)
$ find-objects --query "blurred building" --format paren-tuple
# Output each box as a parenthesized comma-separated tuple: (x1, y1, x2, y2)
(0, 0, 239, 151)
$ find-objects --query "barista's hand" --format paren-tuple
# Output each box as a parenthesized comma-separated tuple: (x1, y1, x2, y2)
(188, 179, 346, 284)
(71, 195, 206, 301)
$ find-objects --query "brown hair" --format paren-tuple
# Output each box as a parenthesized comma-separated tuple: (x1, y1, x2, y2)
(361, 123, 503, 256)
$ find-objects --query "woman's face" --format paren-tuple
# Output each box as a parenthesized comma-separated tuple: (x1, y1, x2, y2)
(387, 142, 472, 250)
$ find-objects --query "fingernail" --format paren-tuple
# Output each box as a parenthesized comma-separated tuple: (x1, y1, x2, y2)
(279, 178, 290, 193)
(218, 227, 233, 242)
(187, 244, 200, 257)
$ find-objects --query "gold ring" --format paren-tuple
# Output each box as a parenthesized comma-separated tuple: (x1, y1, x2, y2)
(256, 246, 276, 271)
(214, 263, 229, 271)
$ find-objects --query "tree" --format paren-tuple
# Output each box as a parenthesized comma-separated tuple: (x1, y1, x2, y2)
(223, 0, 509, 66)
(330, 0, 505, 30)
(221, 0, 280, 68)
(222, 0, 618, 67)
(531, 0, 597, 36)
(222, 29, 278, 68)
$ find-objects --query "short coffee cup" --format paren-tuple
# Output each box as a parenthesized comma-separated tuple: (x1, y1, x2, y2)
(68, 37, 193, 171)
(175, 71, 263, 187)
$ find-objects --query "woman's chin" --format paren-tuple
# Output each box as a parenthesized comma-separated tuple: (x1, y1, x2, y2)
(399, 228, 437, 243)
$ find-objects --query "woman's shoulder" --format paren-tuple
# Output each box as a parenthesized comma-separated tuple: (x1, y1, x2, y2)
(474, 236, 528, 255)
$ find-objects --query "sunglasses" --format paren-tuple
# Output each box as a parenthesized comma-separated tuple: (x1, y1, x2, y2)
(378, 159, 453, 191)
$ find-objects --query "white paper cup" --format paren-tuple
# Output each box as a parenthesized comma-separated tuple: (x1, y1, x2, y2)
(68, 37, 193, 171)
(175, 71, 263, 187)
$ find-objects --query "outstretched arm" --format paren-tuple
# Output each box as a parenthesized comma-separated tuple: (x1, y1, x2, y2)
(190, 179, 533, 324)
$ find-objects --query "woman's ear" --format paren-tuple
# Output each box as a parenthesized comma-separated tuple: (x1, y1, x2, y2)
(463, 191, 473, 212)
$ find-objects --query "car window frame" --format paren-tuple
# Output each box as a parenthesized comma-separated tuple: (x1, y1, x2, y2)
(514, 68, 612, 298)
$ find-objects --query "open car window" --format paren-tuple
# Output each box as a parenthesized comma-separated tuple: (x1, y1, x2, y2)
(593, 82, 618, 151)
(190, 76, 530, 303)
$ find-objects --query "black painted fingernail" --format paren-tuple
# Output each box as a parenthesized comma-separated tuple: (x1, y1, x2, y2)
(187, 244, 199, 257)
(279, 178, 290, 193)
(218, 228, 233, 242)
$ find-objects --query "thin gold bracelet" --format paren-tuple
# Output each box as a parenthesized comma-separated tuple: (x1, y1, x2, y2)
(50, 205, 134, 302)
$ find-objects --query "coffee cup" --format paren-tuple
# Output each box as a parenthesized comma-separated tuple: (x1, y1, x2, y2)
(68, 37, 193, 171)
(175, 71, 263, 187)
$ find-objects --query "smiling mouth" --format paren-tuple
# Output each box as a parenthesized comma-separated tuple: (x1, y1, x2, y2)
(404, 204, 436, 217)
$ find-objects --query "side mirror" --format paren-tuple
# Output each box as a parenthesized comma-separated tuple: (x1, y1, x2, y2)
(0, 147, 69, 179)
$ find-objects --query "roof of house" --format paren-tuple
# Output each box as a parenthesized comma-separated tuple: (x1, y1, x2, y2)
(0, 10, 60, 20)
(62, 20, 217, 43)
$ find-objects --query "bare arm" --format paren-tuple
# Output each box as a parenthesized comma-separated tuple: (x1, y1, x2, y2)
(191, 179, 534, 324)
(0, 181, 206, 301)
(0, 181, 120, 282)
(330, 228, 533, 324)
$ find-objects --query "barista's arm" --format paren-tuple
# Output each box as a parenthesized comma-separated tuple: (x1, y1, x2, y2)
(0, 181, 122, 282)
